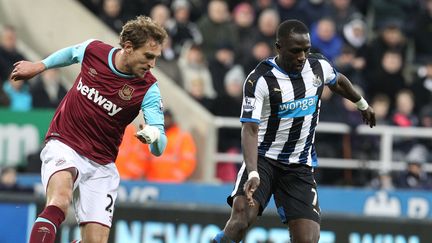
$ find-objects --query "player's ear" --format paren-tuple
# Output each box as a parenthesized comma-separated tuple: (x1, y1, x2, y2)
(275, 42, 281, 49)
(123, 41, 134, 54)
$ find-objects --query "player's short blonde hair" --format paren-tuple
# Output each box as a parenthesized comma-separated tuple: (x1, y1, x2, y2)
(119, 15, 167, 49)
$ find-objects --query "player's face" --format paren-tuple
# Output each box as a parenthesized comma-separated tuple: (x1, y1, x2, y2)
(126, 39, 162, 78)
(276, 33, 311, 73)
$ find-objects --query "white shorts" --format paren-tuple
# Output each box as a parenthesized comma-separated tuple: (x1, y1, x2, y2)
(40, 139, 120, 227)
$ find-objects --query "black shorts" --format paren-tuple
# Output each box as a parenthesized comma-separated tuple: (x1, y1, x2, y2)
(227, 156, 321, 224)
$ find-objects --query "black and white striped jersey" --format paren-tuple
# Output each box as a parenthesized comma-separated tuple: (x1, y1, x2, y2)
(240, 54, 337, 167)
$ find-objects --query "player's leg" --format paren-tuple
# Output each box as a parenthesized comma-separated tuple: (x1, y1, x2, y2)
(213, 157, 274, 243)
(274, 164, 320, 243)
(30, 140, 78, 243)
(73, 161, 120, 243)
(80, 223, 110, 243)
(288, 218, 320, 243)
(30, 170, 75, 243)
(216, 196, 260, 242)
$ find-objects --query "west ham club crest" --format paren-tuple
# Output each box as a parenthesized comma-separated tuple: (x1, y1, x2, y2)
(118, 84, 134, 100)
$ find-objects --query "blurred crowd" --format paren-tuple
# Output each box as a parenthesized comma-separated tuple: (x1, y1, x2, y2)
(1, 0, 432, 187)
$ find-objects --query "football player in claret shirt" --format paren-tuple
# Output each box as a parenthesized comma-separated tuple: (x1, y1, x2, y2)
(11, 16, 168, 243)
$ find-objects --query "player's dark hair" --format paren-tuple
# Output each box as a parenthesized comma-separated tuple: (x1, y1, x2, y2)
(276, 19, 309, 41)
(119, 15, 167, 49)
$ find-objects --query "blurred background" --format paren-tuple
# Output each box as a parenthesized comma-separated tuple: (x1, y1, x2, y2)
(0, 0, 432, 242)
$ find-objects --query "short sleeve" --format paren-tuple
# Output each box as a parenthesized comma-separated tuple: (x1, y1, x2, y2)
(240, 76, 268, 123)
(318, 59, 337, 86)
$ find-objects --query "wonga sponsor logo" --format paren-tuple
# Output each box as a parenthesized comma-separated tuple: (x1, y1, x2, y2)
(278, 96, 318, 118)
(77, 78, 123, 116)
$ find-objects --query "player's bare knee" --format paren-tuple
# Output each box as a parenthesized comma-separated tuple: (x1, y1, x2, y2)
(47, 191, 72, 213)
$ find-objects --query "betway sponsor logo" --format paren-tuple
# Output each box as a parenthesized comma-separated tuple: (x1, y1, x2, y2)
(77, 79, 122, 116)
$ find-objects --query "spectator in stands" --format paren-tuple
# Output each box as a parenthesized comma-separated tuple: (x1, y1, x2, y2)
(0, 166, 33, 193)
(342, 15, 367, 52)
(99, 0, 129, 33)
(197, 0, 238, 60)
(391, 89, 419, 161)
(365, 20, 407, 80)
(166, 0, 203, 57)
(0, 25, 26, 83)
(242, 41, 273, 74)
(212, 65, 245, 182)
(418, 105, 432, 154)
(30, 69, 67, 108)
(370, 0, 419, 32)
(371, 94, 391, 125)
(297, 0, 331, 27)
(328, 0, 360, 34)
(414, 0, 432, 62)
(364, 94, 392, 160)
(275, 0, 311, 27)
(117, 110, 197, 182)
(156, 35, 184, 87)
(178, 43, 216, 100)
(367, 50, 407, 109)
(340, 85, 372, 159)
(209, 42, 237, 98)
(2, 78, 32, 112)
(315, 86, 345, 160)
(391, 89, 418, 128)
(77, 0, 102, 15)
(334, 45, 366, 88)
(253, 0, 276, 19)
(188, 77, 214, 110)
(150, 4, 171, 29)
(369, 171, 395, 190)
(212, 65, 244, 152)
(310, 17, 343, 63)
(410, 59, 432, 112)
(232, 2, 259, 70)
(256, 8, 280, 49)
(394, 144, 432, 190)
(419, 104, 432, 128)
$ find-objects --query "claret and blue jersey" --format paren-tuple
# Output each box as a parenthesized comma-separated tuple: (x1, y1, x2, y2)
(240, 54, 337, 167)
(43, 39, 166, 165)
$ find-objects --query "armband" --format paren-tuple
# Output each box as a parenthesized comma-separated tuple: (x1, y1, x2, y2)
(248, 171, 260, 180)
(355, 97, 369, 111)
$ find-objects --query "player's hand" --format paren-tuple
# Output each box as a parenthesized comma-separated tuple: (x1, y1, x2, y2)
(360, 106, 376, 128)
(243, 176, 260, 207)
(135, 124, 160, 144)
(10, 61, 45, 81)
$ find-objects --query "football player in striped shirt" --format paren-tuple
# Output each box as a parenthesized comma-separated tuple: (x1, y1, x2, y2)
(213, 19, 375, 243)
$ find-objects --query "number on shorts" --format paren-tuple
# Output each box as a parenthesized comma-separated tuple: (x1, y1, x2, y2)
(105, 194, 113, 213)
(311, 188, 317, 206)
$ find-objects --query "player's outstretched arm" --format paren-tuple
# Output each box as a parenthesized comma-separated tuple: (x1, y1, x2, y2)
(328, 73, 376, 127)
(10, 39, 94, 82)
(10, 61, 46, 81)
